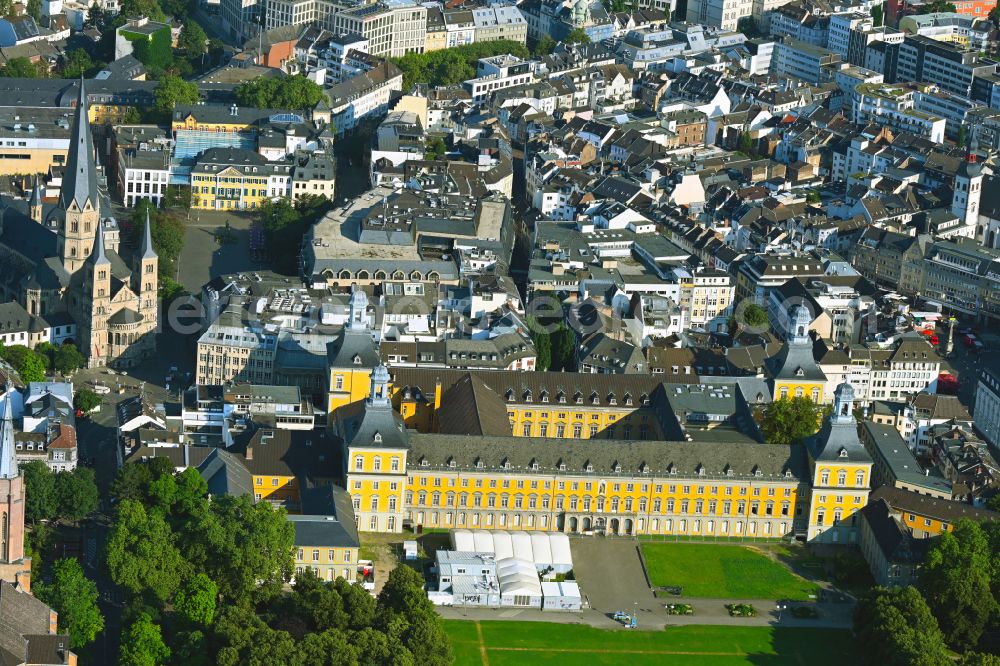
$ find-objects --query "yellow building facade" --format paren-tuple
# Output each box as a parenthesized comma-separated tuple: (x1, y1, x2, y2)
(805, 383, 873, 543)
(331, 358, 871, 540)
(768, 306, 827, 403)
(326, 289, 379, 414)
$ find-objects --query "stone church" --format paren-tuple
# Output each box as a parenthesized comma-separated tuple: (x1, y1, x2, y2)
(0, 80, 158, 368)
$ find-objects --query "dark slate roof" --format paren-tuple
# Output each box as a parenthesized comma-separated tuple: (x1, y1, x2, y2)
(407, 433, 808, 480)
(807, 411, 872, 465)
(859, 499, 929, 565)
(238, 427, 340, 479)
(291, 483, 360, 548)
(872, 485, 998, 523)
(107, 308, 142, 326)
(767, 341, 826, 382)
(338, 395, 409, 450)
(23, 634, 71, 665)
(60, 78, 99, 212)
(327, 329, 380, 369)
(437, 374, 513, 437)
(197, 447, 254, 497)
(391, 367, 668, 409)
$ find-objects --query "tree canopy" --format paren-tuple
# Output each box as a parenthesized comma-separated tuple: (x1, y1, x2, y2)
(119, 614, 171, 666)
(234, 75, 324, 110)
(129, 198, 186, 286)
(35, 558, 104, 649)
(256, 196, 333, 275)
(62, 49, 96, 79)
(0, 57, 47, 78)
(853, 586, 951, 666)
(0, 344, 47, 383)
(391, 41, 530, 90)
(564, 28, 591, 44)
(74, 388, 102, 413)
(920, 519, 997, 650)
(20, 463, 99, 524)
(153, 75, 200, 114)
(761, 397, 822, 446)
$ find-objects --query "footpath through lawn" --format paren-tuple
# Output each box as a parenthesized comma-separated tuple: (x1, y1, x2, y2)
(641, 543, 819, 599)
(444, 620, 856, 666)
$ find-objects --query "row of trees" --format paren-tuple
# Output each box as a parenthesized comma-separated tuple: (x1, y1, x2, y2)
(257, 195, 334, 274)
(856, 519, 1000, 664)
(20, 462, 104, 653)
(0, 342, 86, 382)
(234, 76, 326, 110)
(529, 320, 577, 372)
(392, 40, 531, 90)
(104, 457, 451, 665)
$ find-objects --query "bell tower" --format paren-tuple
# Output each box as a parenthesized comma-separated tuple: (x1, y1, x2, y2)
(57, 78, 101, 274)
(137, 209, 159, 324)
(83, 224, 112, 365)
(0, 385, 27, 587)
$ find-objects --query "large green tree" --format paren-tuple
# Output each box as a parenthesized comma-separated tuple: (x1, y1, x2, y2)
(119, 614, 171, 666)
(61, 49, 94, 78)
(761, 397, 821, 446)
(153, 75, 200, 114)
(234, 75, 324, 110)
(921, 519, 997, 650)
(74, 388, 102, 413)
(55, 467, 100, 522)
(105, 499, 188, 603)
(20, 461, 57, 523)
(185, 494, 294, 605)
(564, 28, 591, 44)
(130, 199, 187, 281)
(174, 573, 217, 628)
(54, 343, 86, 374)
(376, 565, 452, 666)
(853, 586, 950, 666)
(391, 40, 529, 89)
(179, 21, 207, 57)
(0, 57, 46, 78)
(35, 558, 104, 649)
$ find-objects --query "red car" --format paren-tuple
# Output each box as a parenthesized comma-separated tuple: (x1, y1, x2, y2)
(937, 374, 959, 395)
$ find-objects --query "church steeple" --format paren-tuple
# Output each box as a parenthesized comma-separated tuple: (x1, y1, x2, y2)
(90, 221, 110, 267)
(29, 176, 42, 224)
(140, 208, 157, 260)
(60, 77, 99, 213)
(0, 384, 16, 480)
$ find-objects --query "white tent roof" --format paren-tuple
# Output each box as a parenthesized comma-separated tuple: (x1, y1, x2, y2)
(449, 530, 573, 569)
(473, 531, 495, 554)
(549, 533, 573, 567)
(491, 530, 514, 560)
(530, 533, 552, 565)
(451, 530, 475, 552)
(541, 581, 561, 596)
(510, 531, 533, 561)
(496, 557, 542, 596)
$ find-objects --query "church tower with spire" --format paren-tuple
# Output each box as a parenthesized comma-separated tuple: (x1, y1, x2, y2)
(134, 209, 158, 339)
(29, 176, 43, 225)
(80, 224, 112, 363)
(57, 78, 101, 274)
(0, 385, 28, 588)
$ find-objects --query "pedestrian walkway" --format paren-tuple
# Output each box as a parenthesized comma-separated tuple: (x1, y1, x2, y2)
(438, 595, 854, 630)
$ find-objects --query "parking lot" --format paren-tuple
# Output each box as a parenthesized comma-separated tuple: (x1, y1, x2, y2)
(571, 538, 656, 615)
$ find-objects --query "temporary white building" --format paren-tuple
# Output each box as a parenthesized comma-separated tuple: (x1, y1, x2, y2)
(449, 530, 573, 574)
(451, 530, 476, 553)
(497, 558, 543, 608)
(541, 581, 583, 611)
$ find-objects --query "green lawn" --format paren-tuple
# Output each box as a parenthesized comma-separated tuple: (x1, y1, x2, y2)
(641, 543, 819, 600)
(444, 620, 855, 666)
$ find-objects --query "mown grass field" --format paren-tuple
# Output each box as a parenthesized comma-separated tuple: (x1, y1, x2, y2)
(444, 620, 856, 665)
(641, 543, 819, 599)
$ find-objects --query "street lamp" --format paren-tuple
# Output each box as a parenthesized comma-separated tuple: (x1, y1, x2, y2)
(776, 603, 787, 623)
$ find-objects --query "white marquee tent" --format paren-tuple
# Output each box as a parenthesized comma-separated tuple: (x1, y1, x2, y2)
(450, 530, 573, 573)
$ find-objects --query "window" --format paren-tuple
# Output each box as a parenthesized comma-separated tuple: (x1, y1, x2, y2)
(312, 549, 320, 562)
(837, 471, 846, 487)
(355, 456, 364, 471)
(855, 472, 864, 486)
(369, 516, 378, 530)
(820, 471, 829, 485)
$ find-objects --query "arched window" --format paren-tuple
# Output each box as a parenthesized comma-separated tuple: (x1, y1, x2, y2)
(837, 471, 846, 487)
(821, 470, 829, 485)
